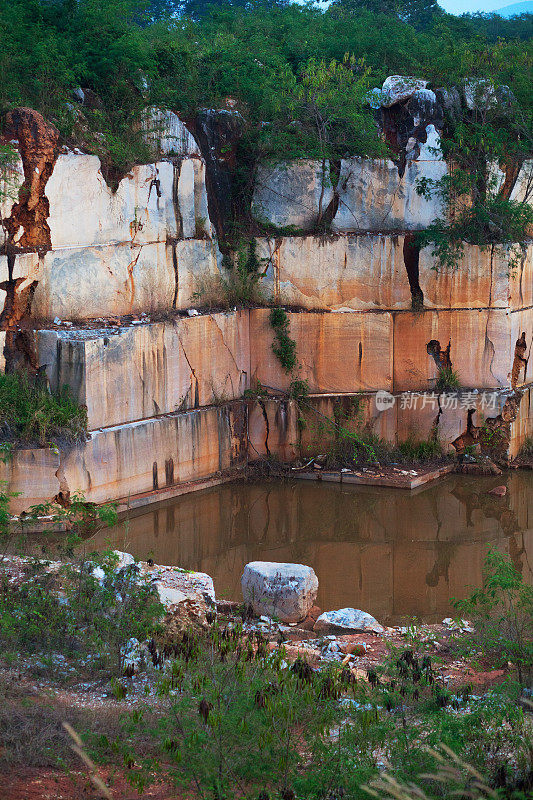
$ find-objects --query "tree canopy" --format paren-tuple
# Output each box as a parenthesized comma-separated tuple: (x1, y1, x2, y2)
(0, 0, 531, 173)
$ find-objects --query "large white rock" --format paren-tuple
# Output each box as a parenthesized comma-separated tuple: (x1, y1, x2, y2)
(241, 561, 318, 623)
(113, 550, 136, 570)
(141, 564, 216, 610)
(142, 107, 201, 157)
(332, 157, 447, 232)
(314, 608, 384, 634)
(46, 155, 178, 249)
(252, 161, 334, 231)
(380, 76, 428, 108)
(509, 160, 533, 208)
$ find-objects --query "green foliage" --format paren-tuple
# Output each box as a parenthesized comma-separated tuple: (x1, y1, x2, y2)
(139, 629, 345, 798)
(306, 397, 447, 467)
(396, 435, 443, 462)
(435, 366, 461, 393)
(331, 0, 442, 31)
(23, 492, 118, 533)
(0, 372, 88, 447)
(262, 53, 387, 162)
(454, 550, 533, 688)
(519, 435, 533, 455)
(478, 420, 508, 457)
(0, 143, 19, 202)
(0, 482, 160, 679)
(118, 625, 532, 799)
(416, 73, 533, 271)
(0, 549, 163, 676)
(288, 377, 309, 401)
(269, 307, 297, 374)
(193, 240, 265, 309)
(0, 0, 531, 181)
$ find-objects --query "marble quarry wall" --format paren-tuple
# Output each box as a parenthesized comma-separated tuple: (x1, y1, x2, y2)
(1, 97, 533, 512)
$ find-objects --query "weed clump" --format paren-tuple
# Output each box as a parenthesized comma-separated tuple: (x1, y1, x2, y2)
(192, 241, 265, 310)
(0, 373, 87, 447)
(435, 366, 461, 393)
(269, 307, 297, 373)
(454, 550, 533, 689)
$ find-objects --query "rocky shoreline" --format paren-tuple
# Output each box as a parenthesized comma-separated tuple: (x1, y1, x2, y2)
(2, 551, 511, 702)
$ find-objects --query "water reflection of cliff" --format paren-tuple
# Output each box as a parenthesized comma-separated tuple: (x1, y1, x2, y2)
(89, 474, 533, 625)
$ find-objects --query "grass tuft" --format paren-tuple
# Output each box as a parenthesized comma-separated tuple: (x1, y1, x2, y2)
(0, 372, 88, 447)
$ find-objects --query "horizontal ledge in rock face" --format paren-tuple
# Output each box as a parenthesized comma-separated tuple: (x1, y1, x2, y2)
(0, 238, 222, 322)
(0, 403, 248, 514)
(2, 385, 533, 513)
(37, 309, 250, 430)
(255, 235, 533, 313)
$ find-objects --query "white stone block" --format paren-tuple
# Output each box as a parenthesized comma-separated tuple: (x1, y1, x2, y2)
(46, 155, 178, 249)
(332, 157, 447, 232)
(241, 561, 318, 623)
(142, 107, 201, 157)
(314, 608, 384, 634)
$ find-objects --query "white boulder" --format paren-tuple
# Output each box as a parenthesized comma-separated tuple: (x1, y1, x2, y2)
(241, 561, 318, 623)
(314, 608, 384, 635)
(113, 550, 135, 570)
(141, 563, 216, 610)
(380, 76, 428, 108)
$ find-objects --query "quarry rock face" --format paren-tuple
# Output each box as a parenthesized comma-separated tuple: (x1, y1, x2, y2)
(0, 141, 219, 320)
(380, 91, 443, 156)
(193, 108, 245, 237)
(44, 152, 212, 246)
(252, 151, 447, 234)
(241, 561, 319, 623)
(46, 156, 178, 247)
(332, 156, 446, 232)
(1, 97, 533, 514)
(255, 234, 411, 310)
(252, 161, 334, 231)
(36, 312, 250, 429)
(142, 106, 201, 157)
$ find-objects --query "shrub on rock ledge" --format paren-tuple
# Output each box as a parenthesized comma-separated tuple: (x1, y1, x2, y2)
(0, 372, 87, 447)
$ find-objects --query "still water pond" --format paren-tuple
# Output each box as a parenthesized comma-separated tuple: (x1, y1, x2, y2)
(91, 473, 533, 625)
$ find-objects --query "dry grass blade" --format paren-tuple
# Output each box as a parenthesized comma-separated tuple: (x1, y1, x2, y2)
(362, 744, 503, 800)
(438, 743, 497, 794)
(62, 721, 113, 800)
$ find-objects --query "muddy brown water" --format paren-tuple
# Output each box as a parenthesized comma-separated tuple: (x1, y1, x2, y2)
(89, 473, 533, 625)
